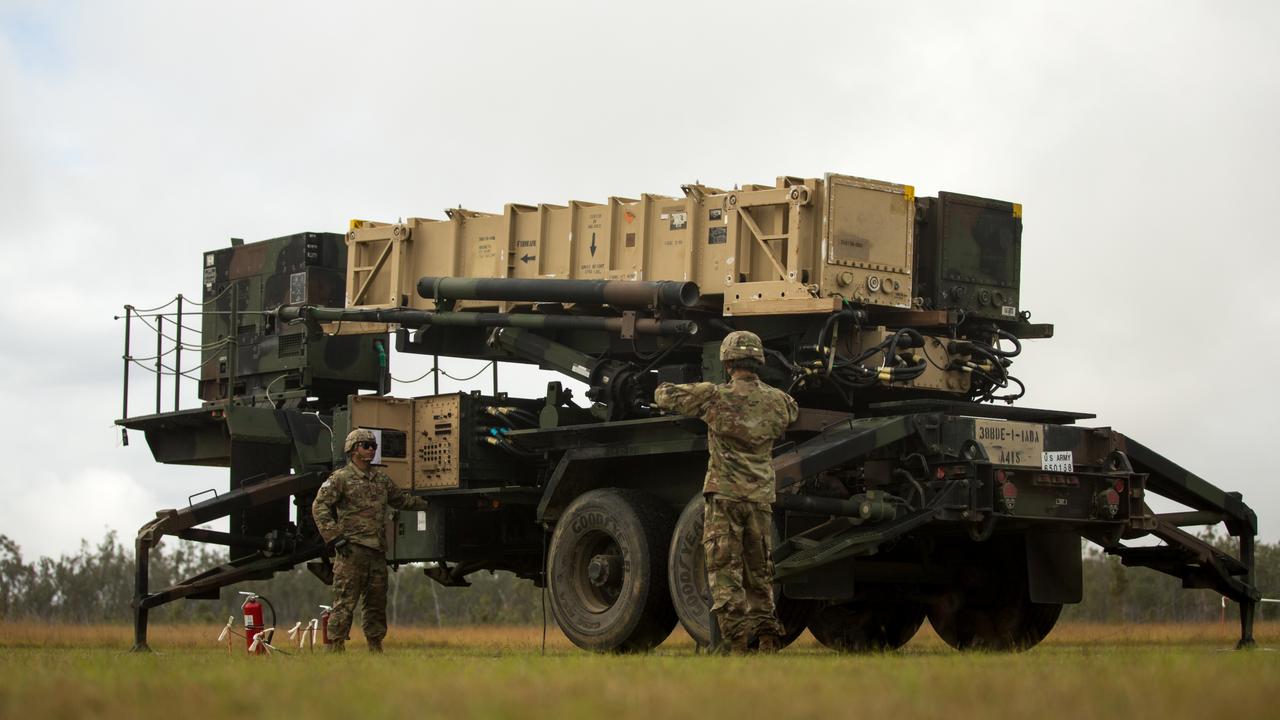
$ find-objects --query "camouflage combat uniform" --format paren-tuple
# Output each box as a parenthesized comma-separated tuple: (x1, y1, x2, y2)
(312, 462, 429, 646)
(654, 370, 798, 647)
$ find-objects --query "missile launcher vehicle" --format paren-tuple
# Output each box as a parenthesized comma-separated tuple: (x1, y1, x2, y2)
(117, 173, 1260, 652)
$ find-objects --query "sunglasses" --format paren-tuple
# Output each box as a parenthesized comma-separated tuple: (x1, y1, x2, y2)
(356, 441, 378, 451)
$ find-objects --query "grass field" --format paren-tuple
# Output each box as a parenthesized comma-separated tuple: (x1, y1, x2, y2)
(1, 621, 1277, 719)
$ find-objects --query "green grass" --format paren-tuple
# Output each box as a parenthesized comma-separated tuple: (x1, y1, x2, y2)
(1, 623, 1277, 719)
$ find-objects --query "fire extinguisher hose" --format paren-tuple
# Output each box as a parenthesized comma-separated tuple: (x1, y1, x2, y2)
(258, 594, 278, 631)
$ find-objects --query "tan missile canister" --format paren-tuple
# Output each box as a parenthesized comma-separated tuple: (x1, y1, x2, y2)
(345, 173, 914, 317)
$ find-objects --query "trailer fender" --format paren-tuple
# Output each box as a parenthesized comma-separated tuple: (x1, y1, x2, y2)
(536, 448, 705, 523)
(1026, 532, 1082, 604)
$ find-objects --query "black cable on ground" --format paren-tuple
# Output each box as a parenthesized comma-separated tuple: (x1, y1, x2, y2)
(541, 525, 549, 656)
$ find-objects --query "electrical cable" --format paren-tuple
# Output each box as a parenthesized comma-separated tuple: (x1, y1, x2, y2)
(125, 312, 229, 351)
(122, 312, 207, 337)
(540, 525, 549, 656)
(264, 374, 287, 409)
(638, 332, 692, 374)
(438, 362, 495, 382)
(502, 408, 540, 426)
(391, 368, 438, 384)
(992, 328, 1022, 358)
(920, 337, 953, 373)
(122, 296, 180, 313)
(188, 285, 236, 306)
(306, 411, 332, 435)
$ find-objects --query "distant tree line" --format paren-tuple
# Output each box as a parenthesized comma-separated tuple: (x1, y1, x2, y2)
(0, 530, 1275, 626)
(0, 532, 543, 627)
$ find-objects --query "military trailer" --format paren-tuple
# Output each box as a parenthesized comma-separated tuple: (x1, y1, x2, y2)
(118, 173, 1260, 652)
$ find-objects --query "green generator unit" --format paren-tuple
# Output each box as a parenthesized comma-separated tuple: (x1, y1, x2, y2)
(199, 231, 388, 407)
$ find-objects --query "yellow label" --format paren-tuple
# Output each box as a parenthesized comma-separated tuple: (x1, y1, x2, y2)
(349, 218, 366, 230)
(903, 185, 915, 202)
(1012, 203, 1022, 218)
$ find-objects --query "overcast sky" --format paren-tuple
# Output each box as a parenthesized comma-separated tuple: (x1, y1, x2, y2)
(1, 1, 1277, 560)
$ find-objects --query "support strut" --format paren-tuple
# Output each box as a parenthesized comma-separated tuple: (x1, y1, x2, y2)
(130, 471, 326, 652)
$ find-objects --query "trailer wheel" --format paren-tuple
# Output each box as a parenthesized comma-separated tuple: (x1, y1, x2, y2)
(667, 496, 814, 648)
(548, 488, 677, 652)
(807, 598, 926, 652)
(926, 541, 1063, 652)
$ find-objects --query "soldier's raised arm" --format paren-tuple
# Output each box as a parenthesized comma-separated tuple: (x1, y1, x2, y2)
(653, 381, 717, 419)
(311, 474, 345, 543)
(783, 392, 800, 426)
(386, 481, 430, 512)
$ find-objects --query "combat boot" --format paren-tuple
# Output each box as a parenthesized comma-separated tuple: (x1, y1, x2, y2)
(729, 634, 751, 654)
(327, 639, 345, 653)
(368, 639, 384, 653)
(756, 634, 782, 654)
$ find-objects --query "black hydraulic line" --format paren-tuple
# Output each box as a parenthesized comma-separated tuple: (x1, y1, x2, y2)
(818, 308, 868, 352)
(416, 275, 701, 309)
(504, 408, 540, 426)
(884, 328, 925, 369)
(993, 327, 1022, 357)
(278, 305, 696, 337)
(892, 468, 926, 509)
(773, 493, 868, 517)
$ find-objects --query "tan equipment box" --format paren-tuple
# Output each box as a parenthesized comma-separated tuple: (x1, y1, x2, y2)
(345, 173, 915, 316)
(349, 394, 463, 490)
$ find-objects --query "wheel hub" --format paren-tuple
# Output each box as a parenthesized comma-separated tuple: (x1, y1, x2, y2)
(587, 553, 622, 587)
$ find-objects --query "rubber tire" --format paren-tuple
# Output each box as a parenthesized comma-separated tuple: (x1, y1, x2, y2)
(667, 496, 815, 648)
(548, 488, 678, 653)
(808, 598, 927, 652)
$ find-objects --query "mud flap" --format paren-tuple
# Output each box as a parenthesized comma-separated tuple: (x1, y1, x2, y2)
(1026, 532, 1082, 604)
(307, 559, 334, 586)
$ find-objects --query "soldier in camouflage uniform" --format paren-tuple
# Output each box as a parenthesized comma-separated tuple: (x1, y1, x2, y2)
(312, 428, 431, 653)
(653, 331, 799, 653)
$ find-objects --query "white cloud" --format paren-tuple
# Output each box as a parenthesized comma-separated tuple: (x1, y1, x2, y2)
(7, 467, 159, 560)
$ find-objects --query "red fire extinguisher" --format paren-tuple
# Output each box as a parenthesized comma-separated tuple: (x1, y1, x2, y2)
(241, 592, 265, 654)
(319, 604, 332, 645)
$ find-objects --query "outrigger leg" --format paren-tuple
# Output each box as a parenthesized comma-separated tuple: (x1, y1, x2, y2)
(1238, 533, 1257, 649)
(128, 471, 327, 651)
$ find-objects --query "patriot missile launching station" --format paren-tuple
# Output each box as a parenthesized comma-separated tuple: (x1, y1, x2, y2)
(117, 172, 1260, 652)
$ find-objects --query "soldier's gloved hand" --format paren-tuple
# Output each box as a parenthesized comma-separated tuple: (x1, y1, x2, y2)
(326, 536, 350, 558)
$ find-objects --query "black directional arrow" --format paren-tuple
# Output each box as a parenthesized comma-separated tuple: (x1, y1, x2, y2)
(589, 232, 598, 257)
(520, 253, 536, 264)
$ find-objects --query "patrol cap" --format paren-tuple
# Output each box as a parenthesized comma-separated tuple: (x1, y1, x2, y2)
(720, 330, 765, 362)
(344, 428, 376, 454)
